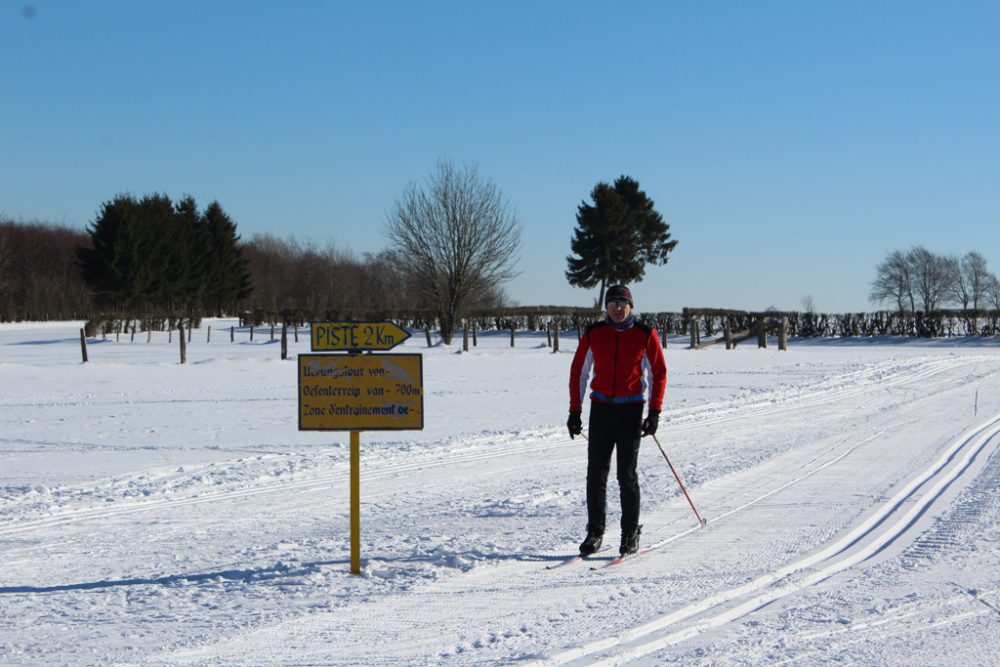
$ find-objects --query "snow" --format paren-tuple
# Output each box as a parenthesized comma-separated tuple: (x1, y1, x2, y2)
(1, 320, 999, 666)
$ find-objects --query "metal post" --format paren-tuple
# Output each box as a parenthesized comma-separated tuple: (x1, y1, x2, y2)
(350, 430, 361, 575)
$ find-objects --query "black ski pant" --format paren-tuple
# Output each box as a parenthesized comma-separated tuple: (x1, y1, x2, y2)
(586, 401, 643, 535)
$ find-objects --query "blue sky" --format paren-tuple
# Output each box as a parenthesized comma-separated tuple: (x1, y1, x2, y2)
(3, 1, 998, 313)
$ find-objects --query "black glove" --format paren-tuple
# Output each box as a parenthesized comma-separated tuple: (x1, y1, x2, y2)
(567, 411, 582, 439)
(641, 410, 660, 437)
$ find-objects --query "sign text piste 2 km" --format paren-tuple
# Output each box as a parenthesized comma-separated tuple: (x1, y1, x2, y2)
(311, 321, 410, 352)
(298, 321, 423, 431)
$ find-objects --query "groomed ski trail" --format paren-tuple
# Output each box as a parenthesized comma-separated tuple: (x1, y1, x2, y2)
(531, 412, 1000, 666)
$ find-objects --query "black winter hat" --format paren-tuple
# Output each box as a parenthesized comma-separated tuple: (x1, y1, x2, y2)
(605, 285, 633, 306)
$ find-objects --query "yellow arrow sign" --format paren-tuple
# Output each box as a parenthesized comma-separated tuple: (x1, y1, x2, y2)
(310, 321, 411, 352)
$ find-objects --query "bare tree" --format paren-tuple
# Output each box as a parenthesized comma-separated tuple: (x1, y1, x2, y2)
(989, 274, 1000, 310)
(384, 160, 521, 344)
(870, 249, 914, 312)
(953, 251, 992, 310)
(907, 246, 953, 312)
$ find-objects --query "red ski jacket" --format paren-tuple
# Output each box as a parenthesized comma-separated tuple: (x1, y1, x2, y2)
(569, 319, 667, 413)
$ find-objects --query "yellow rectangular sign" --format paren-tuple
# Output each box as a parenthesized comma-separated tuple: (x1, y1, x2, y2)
(311, 321, 411, 352)
(298, 353, 423, 431)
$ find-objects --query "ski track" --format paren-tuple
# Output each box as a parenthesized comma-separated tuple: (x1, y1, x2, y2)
(0, 354, 971, 538)
(534, 411, 1000, 666)
(4, 343, 999, 666)
(155, 353, 997, 665)
(668, 430, 1000, 667)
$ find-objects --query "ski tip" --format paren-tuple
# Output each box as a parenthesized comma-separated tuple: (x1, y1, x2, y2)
(700, 518, 709, 528)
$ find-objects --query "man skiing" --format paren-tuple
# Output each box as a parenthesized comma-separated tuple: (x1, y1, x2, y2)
(567, 285, 667, 558)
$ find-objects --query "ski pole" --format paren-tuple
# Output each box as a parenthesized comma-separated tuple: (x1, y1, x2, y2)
(650, 433, 708, 528)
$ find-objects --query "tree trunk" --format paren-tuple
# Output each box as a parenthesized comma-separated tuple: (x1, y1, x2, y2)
(439, 312, 454, 345)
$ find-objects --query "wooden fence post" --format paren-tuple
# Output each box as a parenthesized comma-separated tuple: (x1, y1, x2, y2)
(463, 321, 469, 352)
(179, 322, 187, 364)
(79, 328, 88, 363)
(757, 318, 767, 349)
(553, 324, 560, 353)
(510, 322, 515, 347)
(207, 326, 211, 343)
(779, 317, 788, 351)
(281, 323, 288, 360)
(425, 325, 432, 347)
(472, 321, 478, 347)
(231, 325, 235, 342)
(689, 319, 698, 349)
(724, 321, 733, 350)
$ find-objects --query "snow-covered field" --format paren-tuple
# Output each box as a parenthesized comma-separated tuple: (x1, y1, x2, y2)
(2, 320, 999, 666)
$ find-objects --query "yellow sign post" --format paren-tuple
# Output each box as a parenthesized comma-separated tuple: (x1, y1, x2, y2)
(298, 322, 422, 575)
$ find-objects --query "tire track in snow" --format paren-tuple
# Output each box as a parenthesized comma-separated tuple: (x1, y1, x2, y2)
(531, 411, 1000, 666)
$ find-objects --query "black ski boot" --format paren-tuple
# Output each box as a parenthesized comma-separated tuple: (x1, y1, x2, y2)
(619, 525, 642, 556)
(579, 529, 603, 556)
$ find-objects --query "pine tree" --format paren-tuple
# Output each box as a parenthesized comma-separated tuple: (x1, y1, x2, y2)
(566, 175, 678, 306)
(79, 194, 251, 317)
(165, 195, 209, 313)
(78, 194, 155, 311)
(201, 201, 252, 315)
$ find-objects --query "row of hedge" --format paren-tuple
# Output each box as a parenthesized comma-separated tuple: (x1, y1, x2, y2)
(83, 307, 1000, 340)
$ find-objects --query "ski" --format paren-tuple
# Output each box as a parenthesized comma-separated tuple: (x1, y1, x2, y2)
(545, 547, 610, 569)
(593, 547, 652, 569)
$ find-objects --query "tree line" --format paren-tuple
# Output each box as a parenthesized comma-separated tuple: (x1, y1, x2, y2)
(0, 199, 506, 328)
(870, 246, 1000, 312)
(4, 162, 1000, 340)
(0, 215, 430, 325)
(6, 163, 670, 334)
(0, 219, 92, 321)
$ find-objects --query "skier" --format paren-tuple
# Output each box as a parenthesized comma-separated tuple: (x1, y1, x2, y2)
(567, 284, 667, 557)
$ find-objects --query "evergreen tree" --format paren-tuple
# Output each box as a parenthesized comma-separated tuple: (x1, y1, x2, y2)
(136, 193, 181, 310)
(202, 201, 252, 315)
(166, 195, 209, 312)
(78, 194, 156, 311)
(79, 193, 251, 316)
(566, 175, 677, 306)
